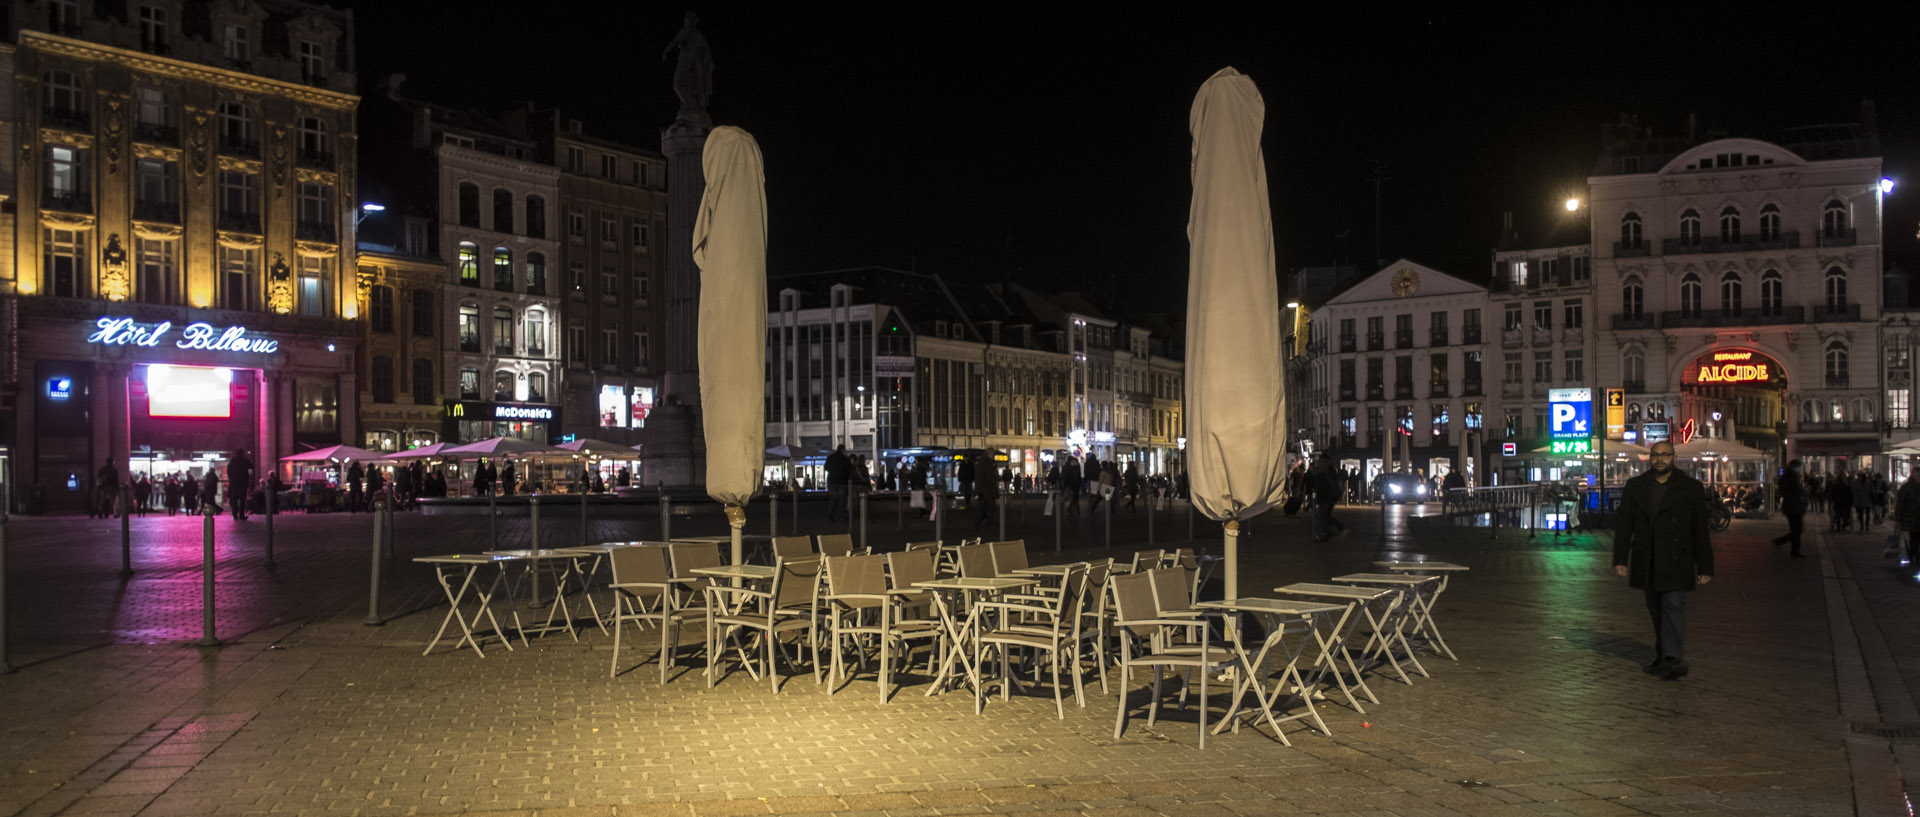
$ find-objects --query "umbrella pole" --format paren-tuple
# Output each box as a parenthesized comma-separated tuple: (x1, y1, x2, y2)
(1223, 519, 1239, 601)
(725, 504, 745, 568)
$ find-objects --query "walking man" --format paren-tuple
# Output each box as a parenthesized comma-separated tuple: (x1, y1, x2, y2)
(1612, 440, 1714, 681)
(824, 445, 851, 522)
(1896, 474, 1920, 566)
(1772, 459, 1807, 558)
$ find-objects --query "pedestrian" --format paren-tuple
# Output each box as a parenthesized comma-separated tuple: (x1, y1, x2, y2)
(1090, 460, 1115, 512)
(1896, 475, 1920, 566)
(1612, 440, 1714, 681)
(133, 474, 151, 517)
(228, 450, 253, 520)
(1062, 456, 1083, 515)
(956, 455, 976, 509)
(1772, 459, 1808, 558)
(1123, 463, 1142, 511)
(976, 464, 1000, 527)
(824, 445, 851, 521)
(162, 475, 181, 516)
(1873, 472, 1890, 527)
(395, 460, 415, 507)
(1830, 474, 1852, 532)
(200, 468, 222, 515)
(1853, 472, 1873, 531)
(94, 458, 118, 519)
(347, 461, 365, 512)
(1309, 456, 1341, 541)
(502, 461, 517, 496)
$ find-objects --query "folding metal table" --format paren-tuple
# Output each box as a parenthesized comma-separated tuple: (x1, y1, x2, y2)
(1195, 597, 1348, 743)
(414, 553, 523, 657)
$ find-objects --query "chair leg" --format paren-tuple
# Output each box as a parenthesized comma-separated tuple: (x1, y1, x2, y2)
(830, 616, 843, 695)
(1198, 667, 1209, 750)
(610, 599, 624, 679)
(879, 606, 891, 705)
(1148, 666, 1162, 727)
(1052, 648, 1065, 719)
(1113, 660, 1129, 739)
(1070, 642, 1086, 708)
(767, 626, 780, 694)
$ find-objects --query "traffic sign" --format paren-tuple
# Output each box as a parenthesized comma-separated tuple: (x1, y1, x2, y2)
(1548, 387, 1592, 440)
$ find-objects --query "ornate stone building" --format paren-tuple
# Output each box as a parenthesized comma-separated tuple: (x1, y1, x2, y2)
(1, 0, 360, 512)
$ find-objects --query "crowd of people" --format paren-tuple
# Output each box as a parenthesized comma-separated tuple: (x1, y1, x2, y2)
(96, 452, 480, 518)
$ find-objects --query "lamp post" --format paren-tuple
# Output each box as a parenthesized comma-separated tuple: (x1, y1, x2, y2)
(355, 201, 385, 228)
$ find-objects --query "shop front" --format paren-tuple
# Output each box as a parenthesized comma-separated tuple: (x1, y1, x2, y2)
(443, 399, 564, 444)
(11, 303, 358, 515)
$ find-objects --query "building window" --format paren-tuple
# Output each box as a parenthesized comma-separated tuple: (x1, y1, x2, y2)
(1620, 212, 1642, 249)
(634, 273, 650, 305)
(218, 101, 252, 150)
(493, 371, 514, 401)
(1533, 352, 1551, 383)
(371, 356, 395, 404)
(568, 209, 585, 237)
(492, 188, 513, 233)
(601, 218, 618, 244)
(43, 70, 83, 121)
(1431, 403, 1449, 442)
(220, 246, 256, 311)
(223, 23, 249, 64)
(528, 372, 547, 403)
(1679, 273, 1702, 318)
(295, 378, 338, 434)
(601, 154, 617, 179)
(46, 145, 83, 201)
(43, 228, 86, 298)
(1571, 256, 1590, 282)
(135, 87, 172, 132)
(569, 262, 586, 294)
(411, 289, 433, 337)
(1719, 271, 1742, 315)
(568, 326, 587, 366)
(1678, 208, 1701, 246)
(457, 182, 480, 227)
(134, 237, 175, 305)
(1824, 199, 1848, 237)
(636, 332, 651, 366)
(1502, 304, 1521, 331)
(455, 367, 477, 400)
(135, 157, 177, 213)
(1564, 349, 1583, 383)
(298, 182, 332, 230)
(299, 40, 324, 84)
(632, 162, 646, 185)
(1623, 348, 1645, 388)
(138, 4, 168, 52)
(1761, 269, 1783, 316)
(412, 359, 434, 405)
(218, 170, 258, 228)
(1503, 352, 1521, 383)
(602, 329, 619, 364)
(525, 252, 547, 295)
(1759, 203, 1781, 241)
(298, 255, 330, 317)
(632, 222, 649, 249)
(1532, 300, 1552, 330)
(48, 0, 77, 32)
(525, 310, 547, 357)
(1719, 205, 1740, 243)
(1507, 261, 1526, 290)
(1826, 266, 1848, 311)
(1563, 299, 1583, 329)
(566, 146, 585, 174)
(1826, 340, 1849, 387)
(296, 116, 329, 165)
(525, 195, 546, 239)
(493, 247, 513, 291)
(1889, 389, 1911, 429)
(457, 242, 478, 285)
(369, 285, 394, 333)
(458, 304, 480, 352)
(1892, 334, 1912, 372)
(1623, 277, 1644, 319)
(602, 266, 618, 295)
(493, 306, 514, 353)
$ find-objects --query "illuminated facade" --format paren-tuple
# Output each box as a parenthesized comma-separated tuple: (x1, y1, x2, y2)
(353, 249, 442, 452)
(1, 1, 361, 513)
(1590, 121, 1885, 474)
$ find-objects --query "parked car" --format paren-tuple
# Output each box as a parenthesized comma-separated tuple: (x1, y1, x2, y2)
(1374, 472, 1430, 504)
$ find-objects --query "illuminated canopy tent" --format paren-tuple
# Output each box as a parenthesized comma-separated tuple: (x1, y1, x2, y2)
(281, 444, 385, 463)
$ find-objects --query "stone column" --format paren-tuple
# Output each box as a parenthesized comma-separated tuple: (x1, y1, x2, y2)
(258, 371, 279, 473)
(645, 121, 712, 487)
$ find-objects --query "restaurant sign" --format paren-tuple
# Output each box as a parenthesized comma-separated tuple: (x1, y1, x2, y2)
(1689, 349, 1772, 385)
(87, 316, 279, 354)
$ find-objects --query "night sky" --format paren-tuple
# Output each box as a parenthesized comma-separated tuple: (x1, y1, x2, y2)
(345, 4, 1920, 318)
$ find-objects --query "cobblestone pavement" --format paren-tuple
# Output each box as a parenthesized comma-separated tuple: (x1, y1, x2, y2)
(0, 497, 1912, 816)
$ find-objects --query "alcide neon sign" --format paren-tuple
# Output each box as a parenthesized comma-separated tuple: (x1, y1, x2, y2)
(87, 317, 279, 354)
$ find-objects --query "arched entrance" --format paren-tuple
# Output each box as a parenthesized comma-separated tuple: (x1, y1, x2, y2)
(1676, 347, 1786, 474)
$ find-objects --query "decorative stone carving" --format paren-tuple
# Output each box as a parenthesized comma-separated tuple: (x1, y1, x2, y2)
(269, 122, 289, 196)
(40, 129, 95, 149)
(295, 240, 337, 256)
(131, 143, 182, 161)
(339, 133, 356, 202)
(100, 233, 130, 302)
(215, 155, 263, 173)
(268, 279, 294, 314)
(294, 167, 336, 185)
(131, 223, 183, 241)
(1784, 330, 1798, 351)
(187, 107, 210, 185)
(217, 232, 265, 250)
(101, 93, 125, 175)
(40, 211, 96, 230)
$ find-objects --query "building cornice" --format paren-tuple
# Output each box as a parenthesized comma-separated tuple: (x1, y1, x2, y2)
(438, 144, 563, 180)
(21, 31, 359, 111)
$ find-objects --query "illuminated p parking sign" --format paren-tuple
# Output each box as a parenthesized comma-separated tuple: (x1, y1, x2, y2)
(1548, 387, 1591, 440)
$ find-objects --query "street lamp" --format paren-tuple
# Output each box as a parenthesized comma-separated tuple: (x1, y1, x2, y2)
(1565, 197, 1581, 212)
(355, 201, 386, 227)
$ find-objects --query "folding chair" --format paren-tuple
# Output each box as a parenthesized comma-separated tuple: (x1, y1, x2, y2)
(817, 533, 855, 557)
(975, 563, 1091, 718)
(1110, 571, 1240, 748)
(610, 546, 700, 682)
(823, 554, 936, 702)
(771, 536, 814, 561)
(705, 557, 821, 693)
(987, 539, 1029, 576)
(904, 540, 941, 552)
(1072, 558, 1116, 693)
(954, 543, 996, 578)
(1123, 549, 1164, 574)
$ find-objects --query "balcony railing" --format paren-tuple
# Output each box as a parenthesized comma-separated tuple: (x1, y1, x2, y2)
(1531, 381, 1550, 396)
(1613, 240, 1650, 257)
(1658, 306, 1805, 328)
(1501, 382, 1522, 399)
(1623, 380, 1647, 394)
(1810, 303, 1863, 322)
(1429, 331, 1448, 347)
(1798, 419, 1875, 433)
(1501, 328, 1522, 348)
(1611, 313, 1656, 330)
(1662, 231, 1802, 255)
(44, 189, 92, 212)
(133, 123, 179, 144)
(42, 106, 89, 131)
(132, 199, 179, 223)
(219, 136, 259, 157)
(1462, 327, 1482, 344)
(1530, 328, 1554, 346)
(527, 280, 547, 297)
(1339, 335, 1355, 353)
(1462, 380, 1483, 396)
(1365, 384, 1384, 400)
(1395, 331, 1414, 349)
(1826, 375, 1850, 388)
(495, 278, 515, 293)
(297, 149, 334, 169)
(1817, 228, 1857, 248)
(460, 338, 481, 353)
(218, 212, 261, 233)
(1430, 383, 1449, 398)
(1562, 327, 1584, 344)
(1366, 332, 1384, 351)
(296, 220, 336, 243)
(1338, 386, 1355, 401)
(1394, 384, 1413, 399)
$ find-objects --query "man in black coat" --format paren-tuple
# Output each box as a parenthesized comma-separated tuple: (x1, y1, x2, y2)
(1612, 440, 1714, 680)
(1772, 459, 1808, 557)
(227, 450, 254, 520)
(824, 445, 851, 522)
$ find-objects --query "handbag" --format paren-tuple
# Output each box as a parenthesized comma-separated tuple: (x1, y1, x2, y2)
(910, 490, 926, 510)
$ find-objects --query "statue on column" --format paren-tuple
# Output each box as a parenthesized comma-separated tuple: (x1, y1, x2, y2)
(662, 11, 713, 125)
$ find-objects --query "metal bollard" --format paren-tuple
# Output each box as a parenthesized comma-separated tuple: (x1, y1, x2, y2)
(579, 489, 589, 547)
(530, 495, 544, 608)
(1053, 490, 1062, 554)
(119, 484, 133, 576)
(1148, 489, 1155, 545)
(658, 485, 671, 542)
(364, 500, 384, 626)
(384, 487, 396, 559)
(933, 489, 943, 545)
(1104, 491, 1112, 550)
(998, 495, 1007, 543)
(489, 485, 499, 550)
(201, 505, 219, 644)
(769, 493, 778, 537)
(859, 494, 869, 553)
(265, 487, 276, 567)
(846, 489, 856, 534)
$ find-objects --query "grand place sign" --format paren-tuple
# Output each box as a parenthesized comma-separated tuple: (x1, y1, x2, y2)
(86, 316, 281, 354)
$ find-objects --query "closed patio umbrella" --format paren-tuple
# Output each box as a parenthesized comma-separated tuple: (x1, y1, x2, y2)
(1184, 68, 1288, 600)
(695, 126, 769, 565)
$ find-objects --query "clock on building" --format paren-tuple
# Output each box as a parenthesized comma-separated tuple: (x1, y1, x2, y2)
(1391, 267, 1420, 297)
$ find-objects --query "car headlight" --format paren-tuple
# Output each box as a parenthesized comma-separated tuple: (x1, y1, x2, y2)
(1389, 484, 1401, 494)
(1417, 485, 1427, 495)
